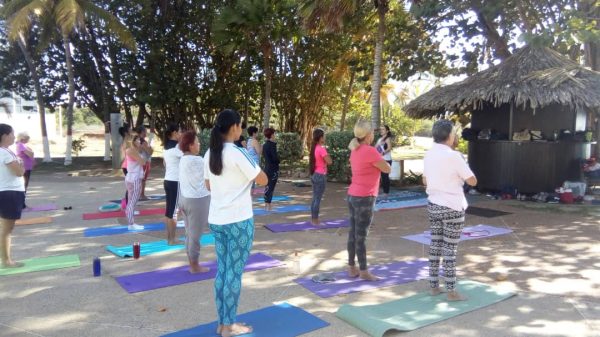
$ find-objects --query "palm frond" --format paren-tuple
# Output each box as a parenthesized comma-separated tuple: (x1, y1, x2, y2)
(77, 0, 136, 52)
(54, 0, 84, 34)
(4, 0, 48, 42)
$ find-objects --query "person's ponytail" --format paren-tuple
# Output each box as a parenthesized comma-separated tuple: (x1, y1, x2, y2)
(208, 109, 242, 176)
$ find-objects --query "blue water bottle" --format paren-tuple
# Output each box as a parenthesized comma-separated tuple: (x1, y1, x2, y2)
(93, 257, 101, 277)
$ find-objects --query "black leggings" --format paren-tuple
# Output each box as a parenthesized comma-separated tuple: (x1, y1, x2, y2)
(164, 180, 179, 219)
(23, 170, 31, 190)
(123, 168, 128, 203)
(380, 160, 392, 194)
(264, 170, 279, 203)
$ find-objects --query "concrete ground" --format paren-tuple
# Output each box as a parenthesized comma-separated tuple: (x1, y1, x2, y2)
(0, 162, 599, 337)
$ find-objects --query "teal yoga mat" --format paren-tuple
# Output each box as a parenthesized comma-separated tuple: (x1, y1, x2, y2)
(0, 255, 80, 276)
(336, 280, 515, 336)
(106, 234, 215, 258)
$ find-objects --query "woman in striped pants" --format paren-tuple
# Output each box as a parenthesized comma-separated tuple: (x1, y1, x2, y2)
(423, 120, 477, 301)
(124, 134, 147, 231)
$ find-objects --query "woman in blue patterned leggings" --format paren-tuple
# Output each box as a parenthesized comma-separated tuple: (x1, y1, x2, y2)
(204, 109, 268, 337)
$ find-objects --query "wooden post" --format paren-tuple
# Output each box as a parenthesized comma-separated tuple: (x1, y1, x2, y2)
(508, 101, 514, 141)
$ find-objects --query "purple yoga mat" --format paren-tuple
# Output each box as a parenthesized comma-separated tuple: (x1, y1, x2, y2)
(402, 224, 513, 245)
(23, 203, 57, 212)
(116, 253, 283, 293)
(295, 260, 428, 298)
(265, 219, 349, 233)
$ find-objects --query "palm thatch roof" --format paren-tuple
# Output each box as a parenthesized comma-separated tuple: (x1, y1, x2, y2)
(405, 46, 600, 118)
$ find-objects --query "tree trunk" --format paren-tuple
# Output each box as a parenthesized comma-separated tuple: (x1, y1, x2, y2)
(582, 0, 600, 157)
(136, 102, 146, 127)
(262, 44, 273, 130)
(16, 35, 51, 162)
(371, 3, 387, 130)
(340, 70, 355, 131)
(63, 33, 75, 165)
(472, 5, 511, 60)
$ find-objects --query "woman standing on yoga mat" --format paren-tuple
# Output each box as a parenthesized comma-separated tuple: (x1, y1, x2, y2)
(423, 119, 477, 301)
(134, 126, 153, 200)
(124, 134, 146, 231)
(262, 127, 279, 211)
(309, 128, 332, 225)
(245, 126, 261, 165)
(375, 125, 393, 197)
(346, 120, 391, 281)
(0, 124, 25, 268)
(163, 123, 183, 245)
(204, 109, 267, 337)
(178, 131, 210, 273)
(15, 132, 34, 208)
(119, 124, 131, 208)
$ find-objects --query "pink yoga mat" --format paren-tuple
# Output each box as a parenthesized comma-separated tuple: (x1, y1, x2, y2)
(265, 219, 349, 233)
(82, 208, 164, 220)
(295, 259, 429, 298)
(115, 253, 283, 293)
(402, 224, 513, 245)
(23, 204, 57, 212)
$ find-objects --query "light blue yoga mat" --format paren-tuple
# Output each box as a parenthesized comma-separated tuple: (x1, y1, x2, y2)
(84, 221, 185, 238)
(374, 198, 428, 211)
(254, 204, 309, 216)
(336, 280, 516, 336)
(161, 302, 329, 337)
(255, 195, 292, 203)
(106, 234, 215, 258)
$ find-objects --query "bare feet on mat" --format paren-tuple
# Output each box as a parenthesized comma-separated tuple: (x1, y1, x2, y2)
(221, 323, 253, 337)
(429, 287, 444, 296)
(359, 270, 380, 281)
(217, 324, 223, 334)
(447, 290, 468, 301)
(348, 265, 360, 278)
(311, 218, 322, 226)
(167, 239, 184, 246)
(1, 261, 24, 268)
(189, 265, 210, 274)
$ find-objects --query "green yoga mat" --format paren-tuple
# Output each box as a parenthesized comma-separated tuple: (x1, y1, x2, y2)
(336, 280, 515, 336)
(0, 254, 81, 276)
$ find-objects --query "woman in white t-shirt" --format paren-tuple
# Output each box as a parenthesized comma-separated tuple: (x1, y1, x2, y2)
(423, 120, 477, 302)
(177, 131, 211, 274)
(162, 123, 183, 245)
(375, 125, 393, 197)
(0, 124, 25, 269)
(204, 109, 267, 337)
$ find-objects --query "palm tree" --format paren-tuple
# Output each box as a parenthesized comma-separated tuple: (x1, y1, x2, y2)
(214, 0, 295, 129)
(301, 0, 389, 129)
(4, 0, 136, 165)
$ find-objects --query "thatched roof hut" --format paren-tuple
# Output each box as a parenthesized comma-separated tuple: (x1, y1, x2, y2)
(405, 46, 600, 118)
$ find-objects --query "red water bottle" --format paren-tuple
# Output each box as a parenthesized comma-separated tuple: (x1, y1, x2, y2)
(133, 242, 141, 259)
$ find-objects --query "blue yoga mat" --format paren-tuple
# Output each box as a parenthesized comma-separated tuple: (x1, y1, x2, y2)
(106, 234, 215, 258)
(254, 205, 309, 216)
(84, 221, 185, 238)
(255, 195, 292, 203)
(161, 302, 329, 337)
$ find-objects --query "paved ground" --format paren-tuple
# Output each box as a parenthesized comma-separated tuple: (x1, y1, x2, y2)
(0, 162, 599, 337)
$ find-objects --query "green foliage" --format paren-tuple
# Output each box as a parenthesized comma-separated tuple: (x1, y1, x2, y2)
(401, 170, 423, 186)
(198, 129, 211, 156)
(382, 106, 423, 139)
(64, 108, 101, 127)
(276, 132, 303, 163)
(456, 138, 468, 154)
(325, 130, 354, 182)
(71, 137, 86, 156)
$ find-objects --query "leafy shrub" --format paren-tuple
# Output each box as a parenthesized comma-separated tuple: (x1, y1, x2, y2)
(277, 132, 303, 163)
(325, 130, 354, 182)
(72, 137, 86, 156)
(456, 138, 468, 154)
(198, 129, 211, 156)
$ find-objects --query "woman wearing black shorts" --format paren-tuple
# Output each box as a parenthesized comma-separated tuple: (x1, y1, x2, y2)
(163, 123, 182, 245)
(0, 124, 25, 269)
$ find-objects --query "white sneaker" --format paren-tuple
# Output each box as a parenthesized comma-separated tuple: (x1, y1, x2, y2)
(128, 224, 144, 231)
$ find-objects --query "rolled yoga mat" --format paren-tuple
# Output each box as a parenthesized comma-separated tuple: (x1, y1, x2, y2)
(401, 224, 513, 245)
(23, 203, 58, 212)
(374, 198, 428, 211)
(116, 252, 283, 293)
(84, 221, 185, 238)
(16, 216, 53, 226)
(82, 208, 165, 220)
(161, 302, 329, 337)
(0, 254, 80, 276)
(106, 234, 215, 258)
(336, 280, 516, 336)
(295, 259, 428, 298)
(466, 206, 512, 218)
(253, 204, 310, 216)
(265, 218, 349, 233)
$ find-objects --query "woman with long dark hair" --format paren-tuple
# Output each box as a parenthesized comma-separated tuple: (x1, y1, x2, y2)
(163, 123, 182, 245)
(375, 125, 393, 196)
(309, 128, 332, 225)
(204, 109, 267, 337)
(0, 124, 25, 268)
(262, 128, 279, 211)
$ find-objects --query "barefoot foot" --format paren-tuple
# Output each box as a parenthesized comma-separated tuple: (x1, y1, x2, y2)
(167, 239, 184, 246)
(429, 287, 443, 296)
(348, 265, 359, 278)
(1, 261, 24, 269)
(189, 265, 210, 274)
(221, 323, 253, 337)
(359, 270, 380, 281)
(447, 290, 468, 301)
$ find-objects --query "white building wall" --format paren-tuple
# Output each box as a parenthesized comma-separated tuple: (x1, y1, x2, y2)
(0, 92, 57, 139)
